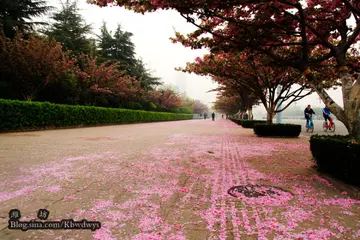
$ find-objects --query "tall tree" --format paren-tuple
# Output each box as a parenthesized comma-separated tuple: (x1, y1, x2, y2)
(0, 0, 52, 38)
(180, 52, 320, 123)
(89, 0, 360, 137)
(97, 22, 161, 90)
(97, 22, 135, 65)
(45, 0, 92, 56)
(214, 95, 242, 117)
(129, 59, 162, 91)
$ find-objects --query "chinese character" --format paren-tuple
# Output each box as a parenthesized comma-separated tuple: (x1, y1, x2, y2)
(37, 209, 49, 220)
(9, 209, 21, 220)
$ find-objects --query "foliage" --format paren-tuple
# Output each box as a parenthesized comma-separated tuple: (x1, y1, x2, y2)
(128, 58, 162, 91)
(229, 118, 244, 125)
(253, 123, 301, 137)
(310, 135, 360, 186)
(241, 120, 267, 129)
(0, 0, 52, 38)
(145, 86, 182, 111)
(89, 0, 360, 137)
(75, 54, 141, 103)
(180, 51, 324, 123)
(98, 22, 135, 65)
(97, 23, 162, 91)
(192, 100, 208, 114)
(45, 0, 92, 55)
(214, 95, 241, 115)
(0, 33, 74, 100)
(0, 98, 193, 132)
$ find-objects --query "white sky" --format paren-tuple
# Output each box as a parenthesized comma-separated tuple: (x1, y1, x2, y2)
(44, 0, 344, 112)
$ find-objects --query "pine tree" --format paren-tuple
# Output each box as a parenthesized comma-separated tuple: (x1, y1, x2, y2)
(129, 59, 162, 91)
(97, 22, 161, 90)
(0, 0, 52, 38)
(97, 22, 115, 63)
(45, 0, 92, 56)
(97, 22, 135, 65)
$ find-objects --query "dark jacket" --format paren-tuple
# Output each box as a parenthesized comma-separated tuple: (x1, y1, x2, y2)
(304, 108, 315, 118)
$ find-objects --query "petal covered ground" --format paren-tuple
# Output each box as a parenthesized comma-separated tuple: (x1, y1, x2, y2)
(0, 119, 359, 239)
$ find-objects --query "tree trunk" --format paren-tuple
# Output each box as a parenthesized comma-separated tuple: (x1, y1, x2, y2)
(247, 106, 253, 120)
(340, 71, 360, 138)
(24, 95, 33, 101)
(266, 111, 274, 124)
(306, 69, 360, 138)
(305, 72, 349, 129)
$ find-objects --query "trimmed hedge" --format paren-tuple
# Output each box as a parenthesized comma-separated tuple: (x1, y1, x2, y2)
(310, 135, 360, 185)
(253, 123, 301, 137)
(0, 99, 193, 132)
(229, 118, 243, 125)
(241, 120, 267, 128)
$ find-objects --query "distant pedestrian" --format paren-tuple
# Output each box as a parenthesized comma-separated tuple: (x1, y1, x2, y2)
(212, 112, 215, 121)
(222, 114, 224, 119)
(204, 113, 207, 120)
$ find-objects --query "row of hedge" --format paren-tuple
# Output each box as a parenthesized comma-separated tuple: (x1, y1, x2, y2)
(229, 118, 301, 137)
(229, 119, 267, 128)
(310, 135, 360, 186)
(254, 123, 301, 137)
(0, 99, 193, 132)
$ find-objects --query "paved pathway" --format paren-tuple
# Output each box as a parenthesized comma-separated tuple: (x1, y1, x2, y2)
(0, 119, 359, 239)
(281, 119, 348, 136)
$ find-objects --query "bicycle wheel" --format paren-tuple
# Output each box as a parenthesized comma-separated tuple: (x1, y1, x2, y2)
(323, 122, 328, 132)
(330, 123, 336, 132)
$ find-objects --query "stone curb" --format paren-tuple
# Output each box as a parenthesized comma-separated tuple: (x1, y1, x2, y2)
(317, 172, 360, 200)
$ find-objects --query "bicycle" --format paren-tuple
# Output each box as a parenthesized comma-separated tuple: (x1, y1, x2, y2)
(323, 118, 335, 132)
(305, 116, 314, 133)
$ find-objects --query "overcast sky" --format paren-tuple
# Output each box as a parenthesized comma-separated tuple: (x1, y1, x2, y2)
(46, 0, 344, 113)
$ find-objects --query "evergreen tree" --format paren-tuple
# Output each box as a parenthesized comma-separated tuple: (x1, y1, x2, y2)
(97, 22, 161, 90)
(0, 0, 52, 38)
(45, 0, 92, 55)
(129, 59, 162, 91)
(97, 22, 113, 62)
(97, 22, 135, 65)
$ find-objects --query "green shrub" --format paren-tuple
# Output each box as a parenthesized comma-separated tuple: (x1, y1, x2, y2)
(253, 123, 301, 137)
(179, 106, 193, 114)
(148, 102, 157, 110)
(229, 118, 244, 125)
(0, 99, 192, 132)
(310, 135, 360, 185)
(241, 120, 267, 128)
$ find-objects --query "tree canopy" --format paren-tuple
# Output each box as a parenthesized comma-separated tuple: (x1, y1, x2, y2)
(45, 0, 92, 55)
(0, 0, 52, 38)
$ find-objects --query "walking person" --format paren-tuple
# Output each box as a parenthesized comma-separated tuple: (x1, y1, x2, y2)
(204, 113, 207, 120)
(212, 112, 215, 121)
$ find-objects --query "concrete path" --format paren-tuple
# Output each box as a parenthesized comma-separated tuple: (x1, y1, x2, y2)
(281, 119, 348, 136)
(0, 119, 359, 239)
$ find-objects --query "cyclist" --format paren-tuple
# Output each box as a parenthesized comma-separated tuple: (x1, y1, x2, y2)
(304, 105, 315, 127)
(322, 105, 333, 125)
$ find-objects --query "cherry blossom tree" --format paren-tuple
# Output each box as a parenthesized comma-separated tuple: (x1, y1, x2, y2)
(210, 79, 259, 120)
(180, 52, 318, 123)
(0, 33, 74, 100)
(213, 94, 242, 117)
(75, 54, 141, 105)
(145, 87, 182, 111)
(88, 0, 360, 136)
(192, 100, 208, 114)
